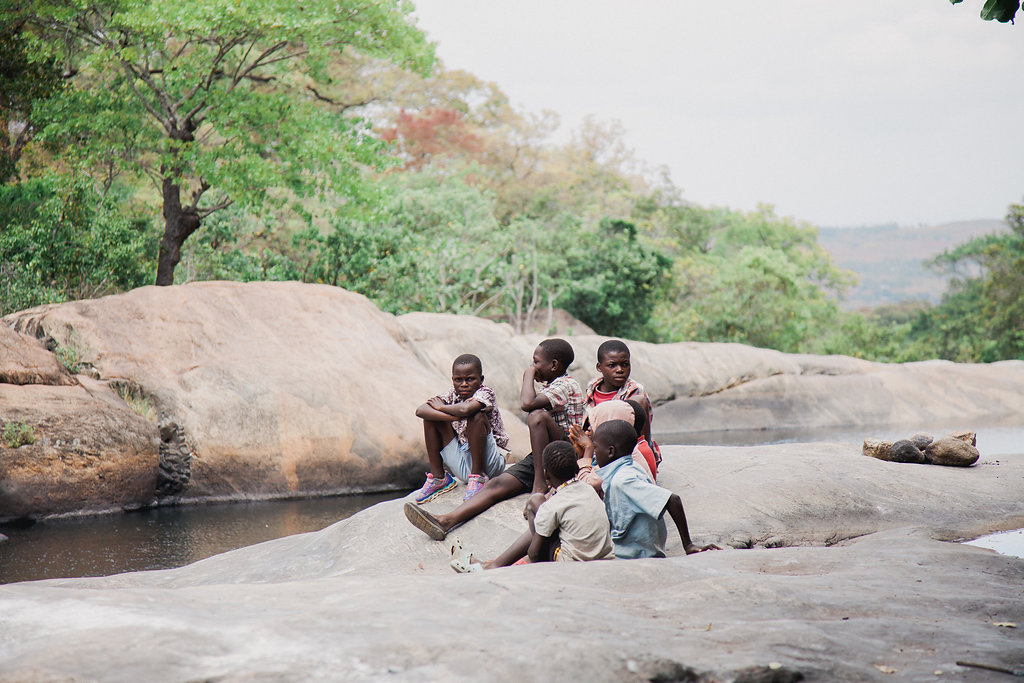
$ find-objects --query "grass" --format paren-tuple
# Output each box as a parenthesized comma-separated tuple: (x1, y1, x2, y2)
(2, 421, 37, 448)
(114, 382, 158, 422)
(56, 331, 84, 374)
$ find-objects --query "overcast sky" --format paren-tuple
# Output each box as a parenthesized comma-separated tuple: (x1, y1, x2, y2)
(410, 1, 1023, 228)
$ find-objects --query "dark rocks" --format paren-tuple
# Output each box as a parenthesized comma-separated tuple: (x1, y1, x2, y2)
(910, 432, 933, 450)
(156, 421, 192, 498)
(863, 430, 981, 467)
(889, 439, 927, 464)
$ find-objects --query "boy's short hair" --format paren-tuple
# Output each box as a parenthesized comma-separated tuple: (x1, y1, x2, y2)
(542, 441, 579, 482)
(624, 399, 648, 435)
(452, 353, 483, 374)
(594, 420, 637, 459)
(597, 339, 630, 362)
(538, 338, 574, 370)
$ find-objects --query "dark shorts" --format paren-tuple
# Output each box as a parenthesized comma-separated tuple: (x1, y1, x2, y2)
(503, 437, 572, 490)
(504, 452, 536, 490)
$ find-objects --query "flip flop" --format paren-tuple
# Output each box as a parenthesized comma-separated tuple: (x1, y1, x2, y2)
(403, 501, 447, 541)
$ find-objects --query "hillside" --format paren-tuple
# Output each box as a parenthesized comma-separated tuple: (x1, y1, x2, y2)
(818, 219, 1007, 310)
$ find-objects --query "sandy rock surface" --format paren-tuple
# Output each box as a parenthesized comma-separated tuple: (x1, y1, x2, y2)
(1, 445, 1022, 681)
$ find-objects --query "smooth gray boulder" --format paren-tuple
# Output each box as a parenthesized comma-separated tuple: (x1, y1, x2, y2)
(1, 443, 1022, 681)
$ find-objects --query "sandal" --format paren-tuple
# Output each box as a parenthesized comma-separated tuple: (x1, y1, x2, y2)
(450, 540, 483, 574)
(404, 501, 447, 541)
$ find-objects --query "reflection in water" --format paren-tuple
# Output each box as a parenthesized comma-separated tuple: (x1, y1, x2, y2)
(0, 492, 405, 584)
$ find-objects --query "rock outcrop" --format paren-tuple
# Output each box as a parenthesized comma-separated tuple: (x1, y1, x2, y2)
(3, 281, 1024, 519)
(1, 444, 1021, 681)
(0, 324, 74, 386)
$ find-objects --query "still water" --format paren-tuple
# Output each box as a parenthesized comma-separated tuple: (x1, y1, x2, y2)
(2, 424, 1021, 584)
(0, 492, 406, 584)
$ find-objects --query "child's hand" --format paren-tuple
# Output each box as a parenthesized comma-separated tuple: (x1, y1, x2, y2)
(427, 396, 445, 411)
(568, 424, 592, 451)
(683, 542, 722, 555)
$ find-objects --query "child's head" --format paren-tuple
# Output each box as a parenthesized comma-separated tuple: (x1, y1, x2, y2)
(596, 339, 631, 390)
(533, 338, 574, 382)
(542, 441, 579, 488)
(592, 419, 638, 468)
(624, 399, 648, 437)
(451, 353, 484, 400)
(591, 399, 634, 429)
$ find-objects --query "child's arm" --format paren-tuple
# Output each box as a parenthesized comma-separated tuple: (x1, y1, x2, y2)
(416, 396, 484, 421)
(520, 366, 552, 412)
(665, 493, 721, 555)
(525, 493, 554, 562)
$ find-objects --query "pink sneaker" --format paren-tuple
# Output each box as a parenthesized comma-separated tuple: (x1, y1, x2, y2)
(463, 473, 488, 501)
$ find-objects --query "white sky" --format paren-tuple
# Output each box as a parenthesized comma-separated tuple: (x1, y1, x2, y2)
(410, 0, 1024, 227)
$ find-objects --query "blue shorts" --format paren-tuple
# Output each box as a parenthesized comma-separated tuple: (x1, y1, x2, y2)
(441, 434, 507, 483)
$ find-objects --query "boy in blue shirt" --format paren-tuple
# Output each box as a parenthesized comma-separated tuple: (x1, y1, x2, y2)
(593, 420, 719, 559)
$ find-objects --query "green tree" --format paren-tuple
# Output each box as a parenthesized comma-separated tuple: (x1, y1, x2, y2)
(14, 0, 433, 285)
(909, 198, 1024, 361)
(649, 205, 855, 352)
(0, 173, 155, 315)
(950, 0, 1021, 23)
(556, 218, 672, 340)
(0, 17, 64, 183)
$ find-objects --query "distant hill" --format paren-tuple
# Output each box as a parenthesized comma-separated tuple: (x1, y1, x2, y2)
(817, 219, 1008, 311)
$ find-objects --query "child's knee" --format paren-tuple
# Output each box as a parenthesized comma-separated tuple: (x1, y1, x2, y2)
(525, 492, 546, 514)
(466, 411, 489, 431)
(526, 409, 550, 428)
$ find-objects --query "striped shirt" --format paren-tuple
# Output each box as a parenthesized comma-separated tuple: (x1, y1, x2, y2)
(539, 375, 586, 434)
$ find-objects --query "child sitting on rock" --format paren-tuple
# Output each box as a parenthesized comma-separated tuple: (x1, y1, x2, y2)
(451, 441, 614, 571)
(584, 339, 660, 465)
(404, 338, 585, 540)
(593, 419, 719, 559)
(571, 399, 657, 483)
(412, 353, 509, 504)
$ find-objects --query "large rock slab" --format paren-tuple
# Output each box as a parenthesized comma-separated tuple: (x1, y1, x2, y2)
(4, 282, 1024, 518)
(3, 283, 530, 514)
(1, 445, 1022, 681)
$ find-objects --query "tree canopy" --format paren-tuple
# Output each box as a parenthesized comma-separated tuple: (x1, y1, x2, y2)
(8, 0, 434, 284)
